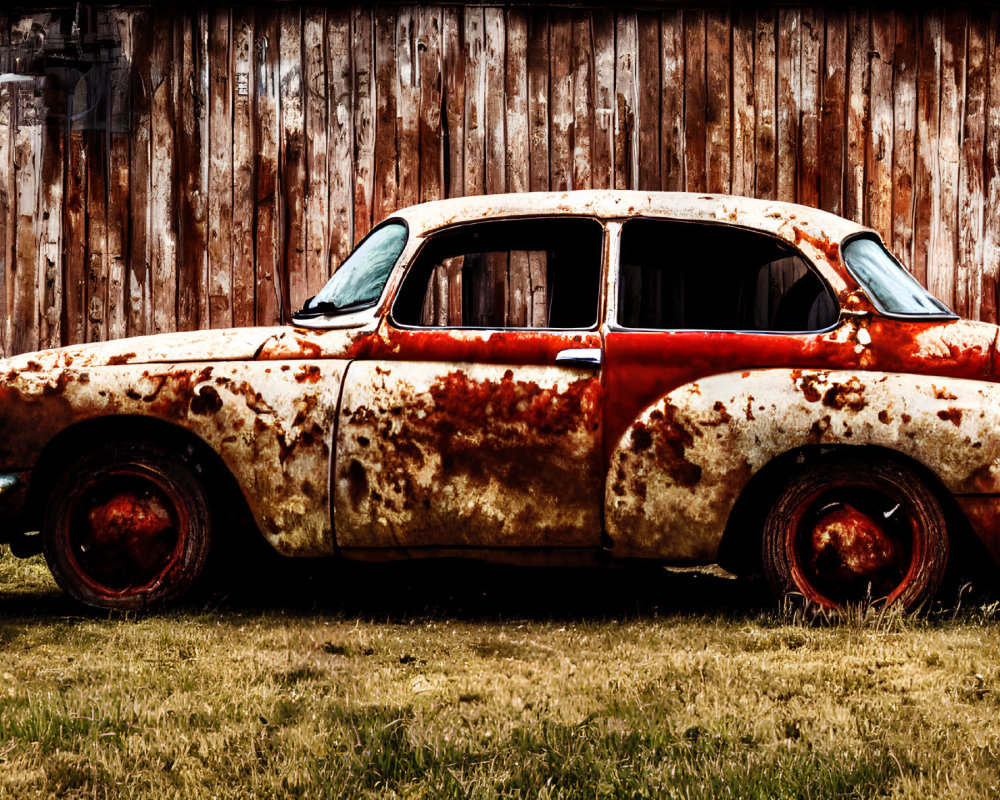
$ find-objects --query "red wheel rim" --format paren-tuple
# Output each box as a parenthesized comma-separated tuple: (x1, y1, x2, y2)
(784, 478, 924, 608)
(58, 466, 190, 601)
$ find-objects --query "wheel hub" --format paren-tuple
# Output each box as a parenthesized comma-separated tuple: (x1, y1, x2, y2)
(803, 501, 904, 600)
(72, 479, 182, 592)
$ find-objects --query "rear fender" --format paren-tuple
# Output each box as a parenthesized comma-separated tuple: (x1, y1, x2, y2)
(606, 369, 1000, 560)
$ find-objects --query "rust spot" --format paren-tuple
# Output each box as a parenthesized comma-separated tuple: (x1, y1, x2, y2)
(937, 408, 962, 426)
(793, 226, 840, 263)
(190, 385, 223, 415)
(901, 413, 912, 423)
(106, 353, 136, 366)
(641, 403, 702, 488)
(427, 369, 602, 435)
(799, 374, 823, 403)
(630, 425, 652, 453)
(744, 397, 755, 421)
(878, 410, 891, 424)
(347, 459, 368, 510)
(821, 379, 866, 411)
(932, 384, 957, 400)
(809, 415, 831, 438)
(296, 365, 322, 384)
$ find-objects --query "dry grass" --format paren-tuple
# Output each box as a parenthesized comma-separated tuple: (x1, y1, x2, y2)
(1, 546, 999, 798)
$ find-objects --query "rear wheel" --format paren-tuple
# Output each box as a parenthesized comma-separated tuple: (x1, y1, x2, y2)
(762, 455, 948, 612)
(42, 442, 212, 610)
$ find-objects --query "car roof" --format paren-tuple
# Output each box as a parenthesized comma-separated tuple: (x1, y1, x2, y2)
(389, 190, 872, 249)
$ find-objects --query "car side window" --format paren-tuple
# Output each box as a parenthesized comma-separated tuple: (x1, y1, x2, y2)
(617, 219, 839, 332)
(393, 218, 603, 329)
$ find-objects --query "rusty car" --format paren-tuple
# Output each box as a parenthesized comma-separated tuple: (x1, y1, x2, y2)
(0, 190, 997, 611)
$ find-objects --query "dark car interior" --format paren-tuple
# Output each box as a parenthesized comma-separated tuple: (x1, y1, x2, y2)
(392, 217, 604, 329)
(617, 218, 840, 332)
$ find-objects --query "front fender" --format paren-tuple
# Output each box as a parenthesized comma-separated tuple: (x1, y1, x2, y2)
(0, 360, 347, 556)
(606, 368, 1000, 560)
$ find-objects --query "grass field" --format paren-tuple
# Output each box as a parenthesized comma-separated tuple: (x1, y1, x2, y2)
(1, 547, 999, 799)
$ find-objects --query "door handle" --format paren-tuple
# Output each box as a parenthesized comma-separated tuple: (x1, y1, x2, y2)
(555, 348, 602, 369)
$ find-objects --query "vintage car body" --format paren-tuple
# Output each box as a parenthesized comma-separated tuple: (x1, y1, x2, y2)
(0, 190, 997, 610)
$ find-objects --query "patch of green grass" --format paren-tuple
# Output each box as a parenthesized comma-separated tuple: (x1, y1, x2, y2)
(1, 546, 999, 798)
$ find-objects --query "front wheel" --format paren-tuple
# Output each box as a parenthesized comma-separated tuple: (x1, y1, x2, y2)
(42, 441, 212, 610)
(761, 455, 948, 612)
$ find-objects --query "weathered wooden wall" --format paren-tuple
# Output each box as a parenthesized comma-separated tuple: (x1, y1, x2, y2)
(1, 3, 999, 356)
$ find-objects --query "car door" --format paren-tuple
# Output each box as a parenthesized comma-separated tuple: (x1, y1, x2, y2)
(333, 216, 608, 552)
(602, 216, 858, 458)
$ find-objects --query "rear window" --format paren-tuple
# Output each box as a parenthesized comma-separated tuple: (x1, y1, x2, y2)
(841, 235, 955, 318)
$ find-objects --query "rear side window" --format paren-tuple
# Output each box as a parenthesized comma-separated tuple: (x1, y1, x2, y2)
(842, 235, 955, 318)
(617, 219, 839, 332)
(393, 218, 603, 329)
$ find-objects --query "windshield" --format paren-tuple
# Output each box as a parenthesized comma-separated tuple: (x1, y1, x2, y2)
(300, 222, 408, 315)
(842, 235, 955, 318)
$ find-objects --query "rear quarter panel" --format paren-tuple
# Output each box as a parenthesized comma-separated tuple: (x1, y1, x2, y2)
(607, 368, 1000, 562)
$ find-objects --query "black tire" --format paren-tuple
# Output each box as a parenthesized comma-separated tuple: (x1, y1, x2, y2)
(42, 441, 212, 610)
(761, 455, 948, 612)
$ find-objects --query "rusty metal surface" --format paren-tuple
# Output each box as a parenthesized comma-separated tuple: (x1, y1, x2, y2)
(334, 360, 604, 549)
(0, 355, 347, 556)
(607, 368, 1000, 561)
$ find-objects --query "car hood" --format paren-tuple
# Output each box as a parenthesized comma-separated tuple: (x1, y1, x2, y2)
(0, 327, 288, 372)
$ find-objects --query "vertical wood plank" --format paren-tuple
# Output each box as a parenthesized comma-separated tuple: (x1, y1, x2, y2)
(463, 6, 485, 196)
(352, 6, 374, 243)
(64, 115, 87, 346)
(821, 10, 847, 215)
(373, 6, 398, 221)
(614, 10, 638, 191)
(37, 74, 64, 349)
(526, 7, 549, 192)
(177, 13, 209, 331)
(105, 8, 132, 342)
(591, 9, 615, 189)
(419, 6, 444, 202)
(892, 12, 917, 267)
(396, 7, 419, 208)
(868, 11, 895, 245)
(12, 97, 39, 353)
(798, 8, 821, 208)
(549, 10, 572, 191)
(254, 9, 281, 324)
(960, 13, 986, 319)
(483, 6, 504, 195)
(776, 8, 800, 202)
(933, 10, 965, 311)
(0, 11, 9, 354)
(571, 12, 593, 190)
(731, 9, 754, 197)
(845, 10, 870, 224)
(684, 11, 706, 192)
(982, 11, 1000, 323)
(327, 6, 353, 272)
(660, 10, 684, 191)
(279, 6, 305, 314)
(913, 12, 941, 288)
(303, 7, 328, 301)
(754, 10, 777, 200)
(207, 7, 233, 328)
(127, 10, 153, 337)
(636, 11, 660, 191)
(505, 8, 528, 324)
(706, 8, 731, 194)
(231, 7, 255, 325)
(443, 7, 465, 197)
